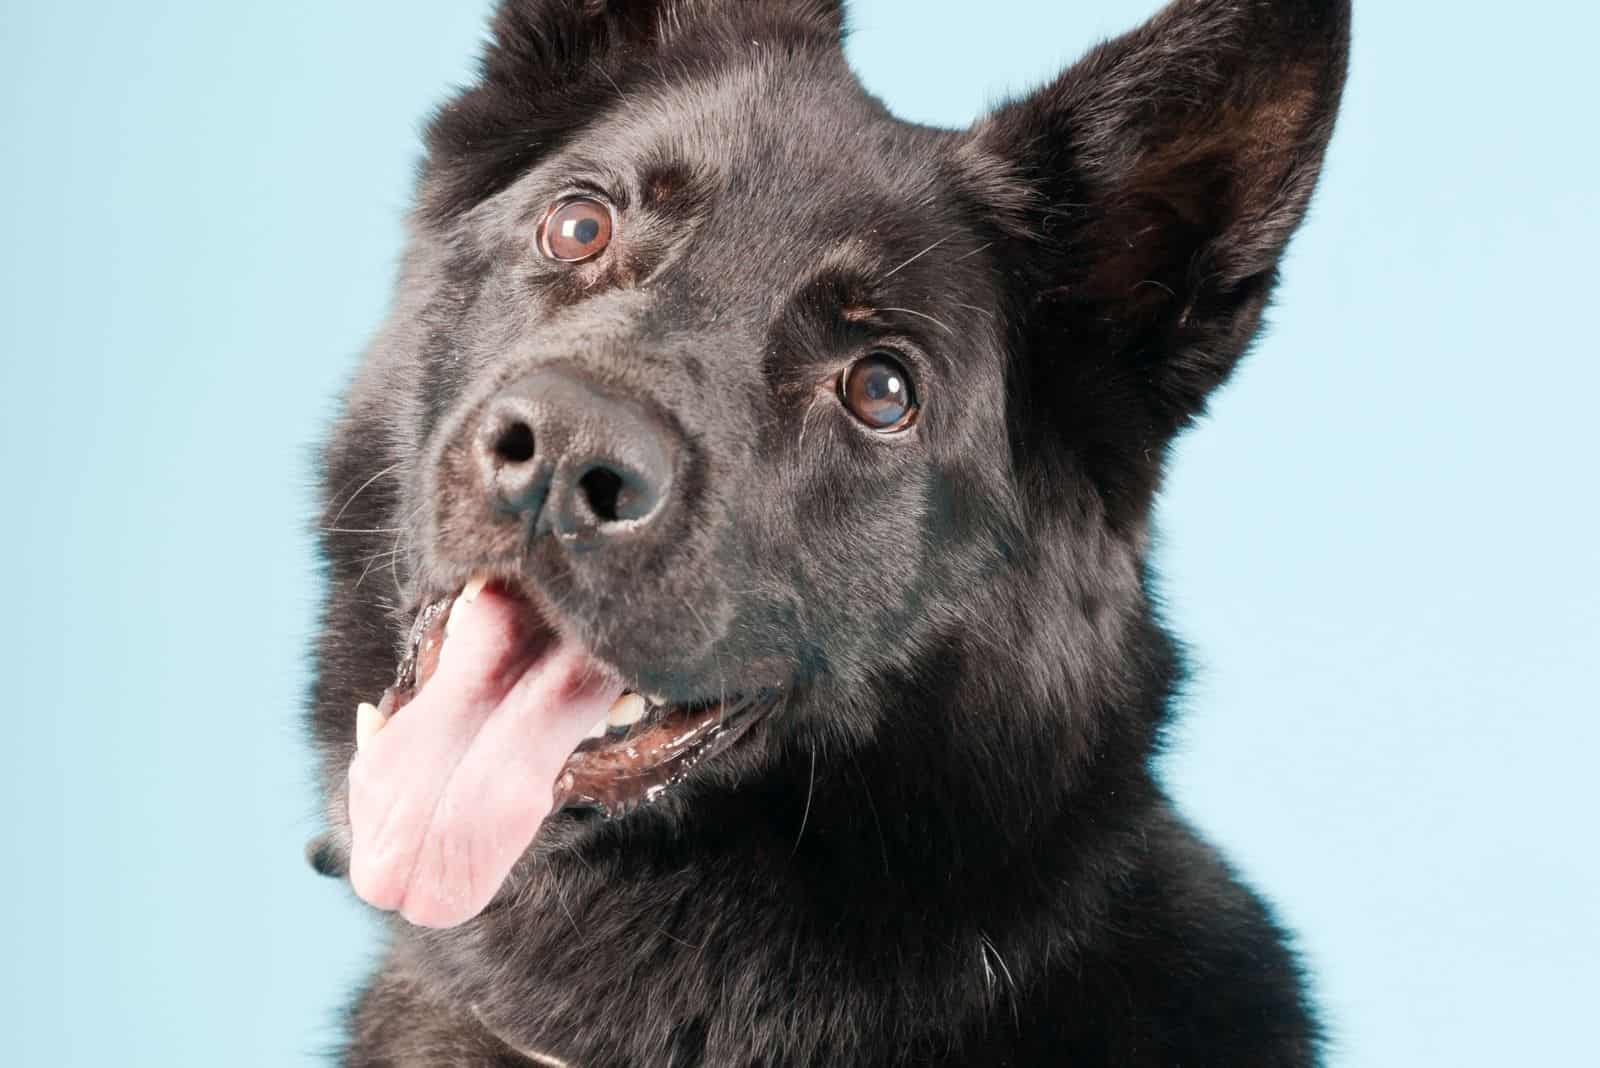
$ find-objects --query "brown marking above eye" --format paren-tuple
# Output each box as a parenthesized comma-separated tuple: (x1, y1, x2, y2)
(638, 159, 716, 224)
(640, 161, 691, 210)
(539, 197, 614, 262)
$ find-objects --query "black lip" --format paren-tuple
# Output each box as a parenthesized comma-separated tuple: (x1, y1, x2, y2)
(553, 688, 782, 818)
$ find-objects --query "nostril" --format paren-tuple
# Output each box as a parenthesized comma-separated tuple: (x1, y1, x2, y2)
(472, 369, 674, 537)
(476, 410, 548, 518)
(578, 466, 625, 524)
(492, 420, 536, 465)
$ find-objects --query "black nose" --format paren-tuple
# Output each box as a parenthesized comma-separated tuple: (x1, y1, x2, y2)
(474, 368, 676, 541)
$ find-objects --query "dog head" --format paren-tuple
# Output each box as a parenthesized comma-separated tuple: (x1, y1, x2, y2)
(314, 0, 1348, 934)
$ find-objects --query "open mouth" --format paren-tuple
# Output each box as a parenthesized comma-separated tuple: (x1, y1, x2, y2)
(377, 578, 774, 816)
(345, 574, 776, 928)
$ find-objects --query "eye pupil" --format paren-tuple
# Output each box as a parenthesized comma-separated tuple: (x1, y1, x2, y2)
(841, 354, 917, 432)
(541, 197, 614, 262)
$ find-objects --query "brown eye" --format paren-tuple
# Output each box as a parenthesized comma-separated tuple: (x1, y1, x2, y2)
(840, 352, 918, 432)
(539, 197, 613, 262)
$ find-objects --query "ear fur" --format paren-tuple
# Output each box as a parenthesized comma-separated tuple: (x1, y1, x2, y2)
(420, 0, 843, 224)
(969, 0, 1351, 521)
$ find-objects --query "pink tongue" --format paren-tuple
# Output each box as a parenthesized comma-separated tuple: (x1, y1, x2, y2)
(346, 588, 623, 928)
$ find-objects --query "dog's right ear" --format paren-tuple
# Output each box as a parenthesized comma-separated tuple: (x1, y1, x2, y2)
(421, 0, 843, 224)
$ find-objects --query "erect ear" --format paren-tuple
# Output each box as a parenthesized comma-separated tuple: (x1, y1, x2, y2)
(968, 0, 1350, 521)
(421, 0, 843, 223)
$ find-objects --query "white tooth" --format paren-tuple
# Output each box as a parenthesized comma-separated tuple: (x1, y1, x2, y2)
(356, 701, 388, 752)
(646, 693, 669, 707)
(606, 693, 647, 728)
(446, 574, 490, 637)
(585, 717, 609, 740)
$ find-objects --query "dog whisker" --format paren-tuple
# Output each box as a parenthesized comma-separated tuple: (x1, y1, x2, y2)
(544, 856, 585, 941)
(878, 306, 956, 336)
(592, 59, 628, 104)
(353, 547, 404, 584)
(882, 233, 955, 279)
(327, 461, 403, 527)
(796, 388, 832, 455)
(382, 527, 408, 595)
(950, 240, 993, 264)
(951, 301, 996, 320)
(980, 932, 1021, 1031)
(790, 743, 817, 857)
(652, 925, 706, 954)
(846, 751, 891, 880)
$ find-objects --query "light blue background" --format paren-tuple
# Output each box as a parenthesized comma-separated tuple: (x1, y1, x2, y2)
(2, 2, 1594, 1064)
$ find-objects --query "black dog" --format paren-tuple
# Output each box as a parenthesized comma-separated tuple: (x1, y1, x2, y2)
(308, 1, 1349, 1063)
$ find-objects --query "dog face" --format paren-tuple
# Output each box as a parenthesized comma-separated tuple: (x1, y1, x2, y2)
(312, 0, 1347, 937)
(417, 58, 1015, 710)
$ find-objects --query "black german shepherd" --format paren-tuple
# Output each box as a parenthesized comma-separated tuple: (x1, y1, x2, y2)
(308, 1, 1350, 1063)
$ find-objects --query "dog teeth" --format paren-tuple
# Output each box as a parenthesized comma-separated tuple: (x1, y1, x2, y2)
(356, 701, 388, 751)
(606, 692, 648, 728)
(645, 693, 669, 708)
(461, 573, 490, 603)
(445, 573, 492, 638)
(585, 717, 609, 740)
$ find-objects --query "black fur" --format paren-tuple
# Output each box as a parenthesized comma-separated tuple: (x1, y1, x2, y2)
(309, 1, 1350, 1063)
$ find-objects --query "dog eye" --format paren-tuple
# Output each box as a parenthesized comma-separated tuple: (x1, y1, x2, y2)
(538, 197, 614, 262)
(840, 352, 918, 432)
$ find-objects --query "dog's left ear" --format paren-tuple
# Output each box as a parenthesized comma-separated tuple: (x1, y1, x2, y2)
(967, 0, 1350, 517)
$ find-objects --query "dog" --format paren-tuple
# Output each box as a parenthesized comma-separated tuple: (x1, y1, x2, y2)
(306, 1, 1350, 1063)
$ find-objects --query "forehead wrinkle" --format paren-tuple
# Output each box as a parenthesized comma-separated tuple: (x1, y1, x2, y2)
(768, 239, 884, 324)
(555, 48, 953, 230)
(767, 259, 979, 387)
(791, 236, 993, 374)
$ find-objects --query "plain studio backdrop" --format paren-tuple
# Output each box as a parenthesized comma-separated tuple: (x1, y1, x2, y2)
(2, 1, 1594, 1064)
